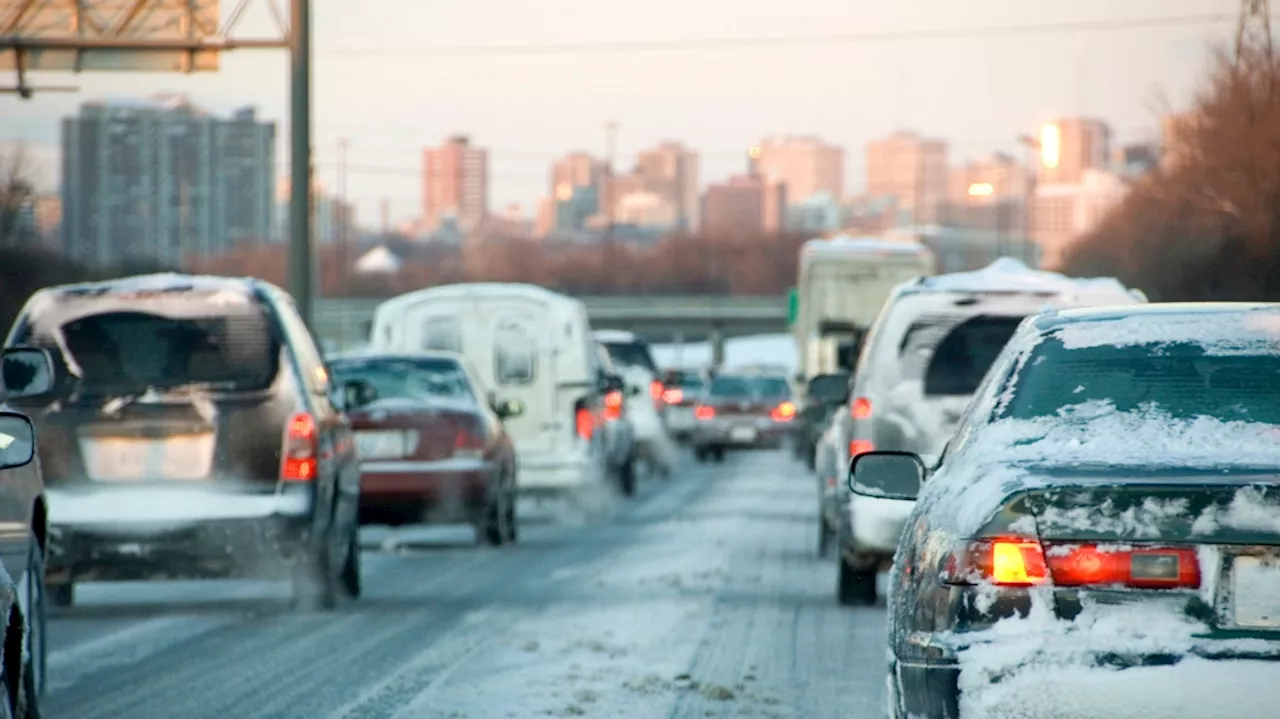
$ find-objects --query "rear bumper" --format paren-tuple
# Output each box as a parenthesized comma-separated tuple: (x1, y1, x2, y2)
(691, 419, 793, 448)
(45, 484, 318, 583)
(358, 457, 494, 525)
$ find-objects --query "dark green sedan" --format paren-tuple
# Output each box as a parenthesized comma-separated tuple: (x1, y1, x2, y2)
(850, 302, 1280, 719)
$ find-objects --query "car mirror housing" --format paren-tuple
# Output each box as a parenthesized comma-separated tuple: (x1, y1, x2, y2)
(847, 451, 925, 501)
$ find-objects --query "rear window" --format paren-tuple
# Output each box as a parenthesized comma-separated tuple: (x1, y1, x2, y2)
(709, 376, 753, 397)
(330, 356, 475, 404)
(1003, 337, 1280, 424)
(808, 373, 849, 402)
(752, 376, 792, 400)
(900, 314, 1025, 396)
(56, 309, 279, 395)
(494, 313, 537, 385)
(602, 341, 657, 374)
(421, 315, 462, 353)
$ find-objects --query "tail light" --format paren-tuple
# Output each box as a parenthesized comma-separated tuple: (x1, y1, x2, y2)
(575, 405, 594, 440)
(650, 379, 663, 401)
(662, 388, 684, 404)
(941, 537, 1201, 589)
(282, 412, 318, 481)
(851, 397, 872, 420)
(770, 401, 797, 422)
(603, 389, 624, 421)
(849, 439, 873, 457)
(695, 405, 716, 420)
(454, 426, 486, 459)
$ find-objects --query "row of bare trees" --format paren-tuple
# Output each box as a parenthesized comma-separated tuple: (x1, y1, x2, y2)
(1060, 42, 1280, 300)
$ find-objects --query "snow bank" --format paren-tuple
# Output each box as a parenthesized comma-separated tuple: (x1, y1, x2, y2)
(1055, 308, 1280, 355)
(651, 333, 796, 373)
(922, 258, 1130, 297)
(957, 598, 1280, 719)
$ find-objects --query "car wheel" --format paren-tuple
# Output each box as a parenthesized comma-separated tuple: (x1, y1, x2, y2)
(837, 558, 877, 606)
(339, 528, 361, 599)
(291, 546, 337, 610)
(618, 458, 637, 497)
(45, 585, 71, 611)
(482, 483, 511, 546)
(504, 482, 518, 543)
(711, 447, 726, 463)
(693, 447, 707, 463)
(12, 537, 45, 719)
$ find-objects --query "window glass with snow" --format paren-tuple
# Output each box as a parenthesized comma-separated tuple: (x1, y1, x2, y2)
(493, 314, 537, 385)
(420, 315, 462, 353)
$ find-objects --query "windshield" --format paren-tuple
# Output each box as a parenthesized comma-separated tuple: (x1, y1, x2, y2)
(601, 341, 657, 374)
(708, 376, 753, 398)
(751, 376, 791, 400)
(901, 314, 1025, 397)
(329, 356, 476, 404)
(1002, 337, 1280, 423)
(55, 309, 279, 395)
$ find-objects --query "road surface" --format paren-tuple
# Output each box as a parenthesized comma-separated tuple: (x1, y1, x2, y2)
(45, 449, 888, 718)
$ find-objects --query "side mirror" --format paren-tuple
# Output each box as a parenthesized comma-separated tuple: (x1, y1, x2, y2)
(342, 379, 377, 410)
(0, 412, 36, 470)
(848, 451, 925, 501)
(1, 347, 54, 400)
(496, 398, 525, 419)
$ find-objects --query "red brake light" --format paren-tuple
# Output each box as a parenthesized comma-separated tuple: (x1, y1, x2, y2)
(941, 538, 1201, 590)
(454, 426, 486, 454)
(770, 401, 796, 421)
(662, 388, 684, 404)
(282, 411, 318, 481)
(695, 405, 715, 420)
(851, 397, 872, 420)
(603, 389, 623, 421)
(650, 380, 663, 400)
(848, 439, 873, 457)
(575, 406, 594, 440)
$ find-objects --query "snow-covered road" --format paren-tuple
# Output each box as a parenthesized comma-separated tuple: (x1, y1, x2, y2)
(44, 449, 888, 718)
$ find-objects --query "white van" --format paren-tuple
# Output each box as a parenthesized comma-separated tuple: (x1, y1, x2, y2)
(368, 283, 609, 499)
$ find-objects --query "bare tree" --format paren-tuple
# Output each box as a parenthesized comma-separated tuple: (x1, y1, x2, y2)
(0, 143, 36, 248)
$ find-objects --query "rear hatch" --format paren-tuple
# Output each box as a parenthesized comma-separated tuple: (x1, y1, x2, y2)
(471, 300, 561, 456)
(17, 291, 290, 490)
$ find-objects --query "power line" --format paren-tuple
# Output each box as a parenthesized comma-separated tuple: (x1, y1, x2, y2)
(320, 13, 1251, 57)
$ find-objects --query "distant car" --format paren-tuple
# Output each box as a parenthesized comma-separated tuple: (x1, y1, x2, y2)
(328, 352, 521, 544)
(690, 373, 796, 461)
(659, 369, 708, 442)
(793, 371, 849, 468)
(4, 274, 362, 610)
(0, 346, 57, 716)
(855, 302, 1280, 719)
(590, 342, 639, 496)
(831, 259, 1146, 606)
(593, 331, 672, 478)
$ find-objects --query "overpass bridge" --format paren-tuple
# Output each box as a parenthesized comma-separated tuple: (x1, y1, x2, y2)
(313, 295, 790, 363)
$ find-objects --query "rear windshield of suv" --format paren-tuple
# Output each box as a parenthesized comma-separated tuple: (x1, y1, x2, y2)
(330, 356, 476, 405)
(601, 341, 658, 374)
(1002, 336, 1280, 424)
(54, 308, 279, 395)
(900, 314, 1025, 397)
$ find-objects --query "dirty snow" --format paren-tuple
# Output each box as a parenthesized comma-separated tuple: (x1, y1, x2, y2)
(958, 597, 1280, 719)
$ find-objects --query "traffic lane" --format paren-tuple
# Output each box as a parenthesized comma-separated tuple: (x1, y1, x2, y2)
(42, 448, 889, 718)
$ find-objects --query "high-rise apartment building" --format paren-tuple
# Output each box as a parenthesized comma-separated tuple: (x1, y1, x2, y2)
(1037, 117, 1111, 184)
(551, 152, 606, 199)
(866, 131, 949, 224)
(423, 135, 488, 233)
(702, 174, 786, 236)
(60, 96, 275, 267)
(751, 135, 844, 204)
(634, 141, 700, 231)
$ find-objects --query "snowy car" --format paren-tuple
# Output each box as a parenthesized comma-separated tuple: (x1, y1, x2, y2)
(850, 302, 1280, 719)
(832, 258, 1146, 606)
(593, 331, 673, 478)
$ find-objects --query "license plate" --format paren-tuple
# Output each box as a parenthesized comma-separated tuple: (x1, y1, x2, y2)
(357, 430, 413, 459)
(730, 426, 757, 443)
(1233, 556, 1280, 628)
(81, 435, 215, 482)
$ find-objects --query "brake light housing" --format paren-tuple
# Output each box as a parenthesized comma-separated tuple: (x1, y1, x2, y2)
(941, 536, 1201, 590)
(575, 406, 594, 440)
(650, 379, 664, 401)
(695, 405, 716, 420)
(281, 412, 318, 481)
(603, 389, 624, 421)
(662, 388, 684, 404)
(454, 425, 487, 459)
(770, 401, 797, 422)
(848, 439, 873, 457)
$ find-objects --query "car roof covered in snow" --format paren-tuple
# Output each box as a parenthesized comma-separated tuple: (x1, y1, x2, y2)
(375, 282, 582, 315)
(800, 235, 932, 258)
(903, 258, 1136, 298)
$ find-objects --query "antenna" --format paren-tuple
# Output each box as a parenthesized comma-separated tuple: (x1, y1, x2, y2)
(1236, 0, 1273, 61)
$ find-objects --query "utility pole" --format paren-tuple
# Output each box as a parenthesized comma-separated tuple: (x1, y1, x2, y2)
(1018, 134, 1040, 267)
(603, 121, 618, 278)
(289, 0, 315, 327)
(1236, 0, 1273, 62)
(337, 138, 349, 300)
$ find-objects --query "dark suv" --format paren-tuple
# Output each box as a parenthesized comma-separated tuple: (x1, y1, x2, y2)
(3, 274, 362, 610)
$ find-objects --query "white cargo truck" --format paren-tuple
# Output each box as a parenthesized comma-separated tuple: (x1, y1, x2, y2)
(792, 236, 936, 383)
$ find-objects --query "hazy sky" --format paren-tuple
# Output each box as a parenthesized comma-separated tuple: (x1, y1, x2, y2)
(0, 0, 1244, 226)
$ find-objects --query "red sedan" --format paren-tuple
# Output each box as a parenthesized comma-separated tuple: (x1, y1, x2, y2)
(328, 352, 522, 546)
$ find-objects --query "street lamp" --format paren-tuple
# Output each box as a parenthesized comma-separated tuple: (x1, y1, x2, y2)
(967, 182, 995, 197)
(1018, 134, 1042, 266)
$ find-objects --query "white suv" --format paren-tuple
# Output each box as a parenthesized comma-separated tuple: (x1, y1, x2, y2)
(829, 258, 1147, 606)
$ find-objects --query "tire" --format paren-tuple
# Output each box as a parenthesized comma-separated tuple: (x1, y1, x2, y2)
(45, 585, 71, 611)
(711, 447, 726, 463)
(339, 528, 361, 599)
(481, 481, 512, 546)
(291, 546, 337, 610)
(837, 558, 878, 606)
(12, 538, 44, 719)
(694, 447, 708, 463)
(618, 458, 637, 497)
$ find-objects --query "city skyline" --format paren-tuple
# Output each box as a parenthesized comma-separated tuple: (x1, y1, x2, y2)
(0, 0, 1233, 225)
